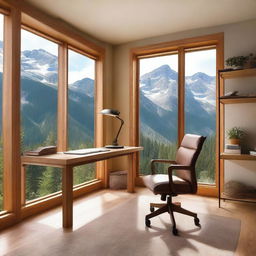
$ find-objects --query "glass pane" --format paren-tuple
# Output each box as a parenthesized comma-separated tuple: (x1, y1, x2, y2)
(139, 55, 178, 174)
(68, 49, 96, 185)
(185, 49, 216, 184)
(20, 29, 60, 201)
(0, 14, 4, 211)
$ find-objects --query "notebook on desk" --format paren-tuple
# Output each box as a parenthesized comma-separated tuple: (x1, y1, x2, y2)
(64, 148, 110, 155)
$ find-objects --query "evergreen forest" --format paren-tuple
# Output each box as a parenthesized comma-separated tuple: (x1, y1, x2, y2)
(139, 133, 216, 184)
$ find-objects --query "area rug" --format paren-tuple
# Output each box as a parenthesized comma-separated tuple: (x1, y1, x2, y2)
(8, 196, 240, 256)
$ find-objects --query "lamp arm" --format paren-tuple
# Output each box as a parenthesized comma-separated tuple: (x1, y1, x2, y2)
(113, 116, 124, 145)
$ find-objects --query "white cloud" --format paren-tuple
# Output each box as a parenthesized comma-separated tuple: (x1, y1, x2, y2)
(68, 66, 95, 84)
(185, 49, 216, 76)
(68, 49, 95, 83)
(21, 29, 58, 56)
(140, 54, 178, 76)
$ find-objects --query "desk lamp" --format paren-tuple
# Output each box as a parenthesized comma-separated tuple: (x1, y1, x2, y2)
(101, 109, 124, 148)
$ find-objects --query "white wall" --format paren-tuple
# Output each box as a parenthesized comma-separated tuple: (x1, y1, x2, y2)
(112, 19, 256, 187)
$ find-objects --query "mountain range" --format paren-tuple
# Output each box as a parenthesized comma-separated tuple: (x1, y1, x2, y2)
(0, 44, 216, 147)
(0, 46, 95, 148)
(140, 64, 216, 142)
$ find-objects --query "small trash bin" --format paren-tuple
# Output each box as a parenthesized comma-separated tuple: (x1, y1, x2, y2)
(109, 170, 127, 189)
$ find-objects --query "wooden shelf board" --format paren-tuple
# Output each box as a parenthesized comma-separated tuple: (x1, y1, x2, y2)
(221, 193, 256, 203)
(220, 68, 256, 79)
(220, 97, 256, 104)
(220, 153, 256, 160)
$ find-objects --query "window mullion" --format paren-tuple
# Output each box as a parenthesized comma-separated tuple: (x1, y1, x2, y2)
(178, 47, 185, 146)
(57, 43, 68, 151)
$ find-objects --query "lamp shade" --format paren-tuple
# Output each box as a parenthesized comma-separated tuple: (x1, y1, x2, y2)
(100, 109, 120, 117)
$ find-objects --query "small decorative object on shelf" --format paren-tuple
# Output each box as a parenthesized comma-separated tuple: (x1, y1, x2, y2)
(245, 53, 256, 68)
(226, 127, 245, 145)
(249, 151, 256, 156)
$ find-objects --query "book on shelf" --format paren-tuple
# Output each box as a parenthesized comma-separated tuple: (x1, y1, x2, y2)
(224, 148, 241, 154)
(249, 151, 256, 156)
(225, 144, 240, 150)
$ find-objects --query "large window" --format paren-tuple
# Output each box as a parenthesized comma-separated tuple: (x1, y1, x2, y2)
(68, 49, 96, 185)
(20, 29, 60, 201)
(139, 49, 217, 183)
(133, 35, 223, 193)
(139, 54, 178, 174)
(185, 49, 216, 184)
(0, 3, 104, 229)
(0, 14, 4, 211)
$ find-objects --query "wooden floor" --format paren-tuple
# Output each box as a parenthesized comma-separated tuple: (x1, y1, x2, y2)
(0, 188, 255, 256)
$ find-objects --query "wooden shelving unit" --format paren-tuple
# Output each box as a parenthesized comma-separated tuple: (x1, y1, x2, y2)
(218, 68, 256, 206)
(220, 68, 256, 79)
(220, 153, 256, 161)
(220, 97, 256, 104)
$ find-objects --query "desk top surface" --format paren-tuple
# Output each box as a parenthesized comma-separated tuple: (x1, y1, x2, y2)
(21, 146, 143, 167)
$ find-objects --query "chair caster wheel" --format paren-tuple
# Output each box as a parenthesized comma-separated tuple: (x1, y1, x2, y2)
(150, 206, 155, 212)
(145, 218, 151, 227)
(172, 227, 178, 236)
(194, 217, 201, 227)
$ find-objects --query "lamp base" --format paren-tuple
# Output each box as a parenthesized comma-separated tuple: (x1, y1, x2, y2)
(104, 145, 124, 149)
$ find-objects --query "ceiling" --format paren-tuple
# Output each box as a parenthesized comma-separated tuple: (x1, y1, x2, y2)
(25, 0, 256, 45)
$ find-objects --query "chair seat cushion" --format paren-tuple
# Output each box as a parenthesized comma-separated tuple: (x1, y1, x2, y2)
(142, 174, 192, 195)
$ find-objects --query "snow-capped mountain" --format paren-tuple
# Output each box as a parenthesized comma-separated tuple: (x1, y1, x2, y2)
(186, 72, 216, 113)
(69, 77, 94, 97)
(140, 64, 216, 113)
(140, 65, 216, 141)
(21, 49, 58, 85)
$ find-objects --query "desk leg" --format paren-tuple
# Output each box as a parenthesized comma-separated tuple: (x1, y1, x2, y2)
(127, 153, 136, 193)
(62, 166, 73, 228)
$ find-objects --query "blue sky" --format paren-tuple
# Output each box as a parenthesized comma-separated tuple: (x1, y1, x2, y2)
(140, 49, 216, 77)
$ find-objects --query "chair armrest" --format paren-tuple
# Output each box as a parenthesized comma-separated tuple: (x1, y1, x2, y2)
(167, 164, 192, 195)
(150, 159, 176, 174)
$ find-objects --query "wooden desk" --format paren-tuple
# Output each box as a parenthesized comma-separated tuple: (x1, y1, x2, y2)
(21, 146, 143, 228)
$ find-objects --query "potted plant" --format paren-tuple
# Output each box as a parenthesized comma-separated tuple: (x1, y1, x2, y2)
(226, 127, 245, 145)
(247, 53, 256, 68)
(225, 56, 249, 69)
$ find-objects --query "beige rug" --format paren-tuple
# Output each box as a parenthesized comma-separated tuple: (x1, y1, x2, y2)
(8, 196, 240, 256)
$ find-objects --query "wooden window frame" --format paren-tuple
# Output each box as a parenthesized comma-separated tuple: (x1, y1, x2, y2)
(19, 23, 105, 214)
(0, 1, 105, 228)
(130, 33, 224, 197)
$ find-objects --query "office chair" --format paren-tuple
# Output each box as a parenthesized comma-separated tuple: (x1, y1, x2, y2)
(142, 134, 206, 235)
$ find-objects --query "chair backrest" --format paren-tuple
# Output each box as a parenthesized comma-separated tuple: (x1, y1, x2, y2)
(175, 134, 206, 192)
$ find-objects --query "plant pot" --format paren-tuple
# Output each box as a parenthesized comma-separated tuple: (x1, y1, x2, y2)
(228, 138, 240, 145)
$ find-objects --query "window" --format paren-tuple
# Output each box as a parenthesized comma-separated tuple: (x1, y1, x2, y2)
(185, 49, 216, 184)
(20, 29, 60, 201)
(68, 49, 96, 185)
(0, 14, 4, 211)
(0, 4, 104, 229)
(139, 54, 178, 174)
(131, 34, 223, 195)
